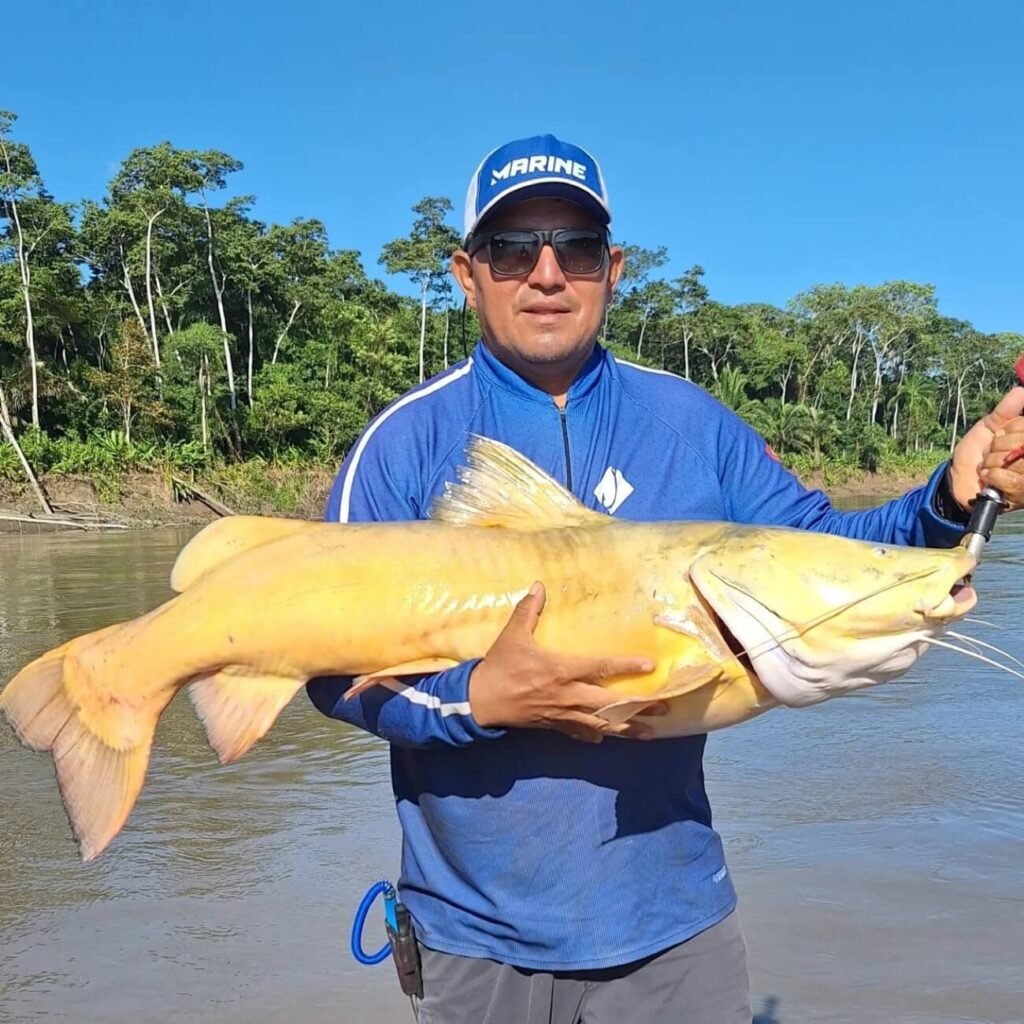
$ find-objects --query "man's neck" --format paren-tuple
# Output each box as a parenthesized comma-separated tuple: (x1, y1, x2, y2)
(483, 341, 594, 409)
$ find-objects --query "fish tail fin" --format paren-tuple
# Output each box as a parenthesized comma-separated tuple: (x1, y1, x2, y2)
(0, 626, 155, 862)
(188, 670, 305, 764)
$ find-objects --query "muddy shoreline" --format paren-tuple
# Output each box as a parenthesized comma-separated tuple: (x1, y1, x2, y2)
(0, 465, 934, 531)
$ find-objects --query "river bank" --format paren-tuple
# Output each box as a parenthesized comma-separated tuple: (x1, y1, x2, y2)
(0, 461, 938, 530)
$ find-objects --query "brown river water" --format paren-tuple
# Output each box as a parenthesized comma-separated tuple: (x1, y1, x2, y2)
(1, 518, 1022, 1023)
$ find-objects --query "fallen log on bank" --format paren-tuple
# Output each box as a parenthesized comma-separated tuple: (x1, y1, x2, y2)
(0, 509, 128, 532)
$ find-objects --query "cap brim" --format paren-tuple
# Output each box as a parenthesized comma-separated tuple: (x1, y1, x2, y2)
(467, 179, 610, 240)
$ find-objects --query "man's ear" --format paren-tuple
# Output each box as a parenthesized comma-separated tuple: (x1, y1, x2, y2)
(450, 249, 477, 310)
(607, 244, 625, 298)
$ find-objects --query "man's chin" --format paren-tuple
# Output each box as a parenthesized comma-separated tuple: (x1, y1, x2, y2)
(514, 334, 590, 365)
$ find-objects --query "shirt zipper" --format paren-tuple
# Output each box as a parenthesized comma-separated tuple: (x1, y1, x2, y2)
(558, 406, 573, 491)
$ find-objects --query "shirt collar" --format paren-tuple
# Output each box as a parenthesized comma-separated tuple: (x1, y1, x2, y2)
(471, 339, 609, 405)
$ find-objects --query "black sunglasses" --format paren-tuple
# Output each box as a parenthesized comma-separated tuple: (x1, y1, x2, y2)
(467, 228, 609, 278)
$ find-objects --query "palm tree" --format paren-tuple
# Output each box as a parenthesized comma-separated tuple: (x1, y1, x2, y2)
(713, 366, 759, 419)
(747, 399, 813, 456)
(888, 374, 936, 450)
(804, 406, 840, 468)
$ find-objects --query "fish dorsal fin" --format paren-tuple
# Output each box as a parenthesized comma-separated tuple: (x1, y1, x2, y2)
(430, 435, 608, 531)
(170, 517, 312, 592)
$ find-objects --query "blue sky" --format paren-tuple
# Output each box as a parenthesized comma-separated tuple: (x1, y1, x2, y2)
(8, 0, 1023, 333)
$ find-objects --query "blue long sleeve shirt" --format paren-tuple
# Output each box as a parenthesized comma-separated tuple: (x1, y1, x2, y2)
(307, 341, 965, 971)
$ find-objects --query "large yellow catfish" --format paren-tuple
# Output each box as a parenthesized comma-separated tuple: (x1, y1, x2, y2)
(1, 437, 977, 861)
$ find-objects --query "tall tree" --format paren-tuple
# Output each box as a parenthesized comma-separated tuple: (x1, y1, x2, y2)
(0, 111, 78, 428)
(379, 197, 459, 383)
(618, 244, 669, 357)
(673, 265, 708, 379)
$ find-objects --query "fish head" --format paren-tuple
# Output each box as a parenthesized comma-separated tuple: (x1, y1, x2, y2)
(688, 527, 977, 707)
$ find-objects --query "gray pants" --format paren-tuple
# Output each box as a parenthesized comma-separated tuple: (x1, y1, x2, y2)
(415, 912, 751, 1024)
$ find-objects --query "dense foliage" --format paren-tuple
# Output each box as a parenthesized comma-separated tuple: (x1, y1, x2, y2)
(2, 110, 1021, 492)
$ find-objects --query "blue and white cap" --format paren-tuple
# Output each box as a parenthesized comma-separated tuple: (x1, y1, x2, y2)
(463, 134, 612, 241)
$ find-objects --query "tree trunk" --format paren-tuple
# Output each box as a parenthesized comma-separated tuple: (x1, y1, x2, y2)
(0, 142, 41, 429)
(637, 308, 650, 358)
(846, 338, 864, 421)
(204, 203, 237, 408)
(271, 300, 301, 364)
(144, 209, 164, 366)
(9, 197, 39, 428)
(199, 356, 209, 455)
(247, 289, 255, 408)
(869, 349, 884, 426)
(683, 328, 692, 380)
(119, 248, 150, 339)
(154, 270, 175, 336)
(0, 383, 52, 515)
(418, 279, 429, 383)
(443, 305, 450, 369)
(950, 375, 966, 453)
(19, 271, 39, 430)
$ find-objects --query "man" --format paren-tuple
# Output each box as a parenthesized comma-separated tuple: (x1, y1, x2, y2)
(308, 134, 1024, 1023)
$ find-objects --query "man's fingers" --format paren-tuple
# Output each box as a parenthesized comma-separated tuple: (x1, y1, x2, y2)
(561, 681, 665, 716)
(978, 467, 1024, 504)
(560, 654, 656, 684)
(984, 386, 1024, 430)
(978, 421, 1024, 469)
(552, 711, 654, 743)
(553, 711, 611, 743)
(554, 722, 604, 744)
(507, 581, 546, 636)
(615, 720, 657, 740)
(984, 418, 1024, 450)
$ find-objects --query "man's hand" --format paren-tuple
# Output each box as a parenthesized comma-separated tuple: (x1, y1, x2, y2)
(468, 582, 667, 744)
(949, 385, 1024, 513)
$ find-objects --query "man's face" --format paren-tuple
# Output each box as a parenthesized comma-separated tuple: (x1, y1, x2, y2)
(451, 198, 623, 382)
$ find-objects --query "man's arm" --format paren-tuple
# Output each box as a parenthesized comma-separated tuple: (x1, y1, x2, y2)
(719, 411, 966, 548)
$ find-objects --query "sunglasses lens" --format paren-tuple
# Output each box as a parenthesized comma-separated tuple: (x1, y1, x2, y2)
(481, 230, 607, 276)
(489, 232, 541, 275)
(554, 231, 605, 274)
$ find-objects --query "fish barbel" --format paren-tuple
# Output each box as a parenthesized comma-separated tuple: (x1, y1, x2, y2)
(1, 437, 979, 861)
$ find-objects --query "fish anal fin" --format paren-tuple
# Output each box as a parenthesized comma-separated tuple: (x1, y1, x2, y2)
(171, 517, 313, 592)
(345, 658, 460, 700)
(188, 670, 305, 764)
(429, 435, 608, 531)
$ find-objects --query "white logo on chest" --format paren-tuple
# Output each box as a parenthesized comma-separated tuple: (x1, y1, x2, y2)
(594, 467, 634, 515)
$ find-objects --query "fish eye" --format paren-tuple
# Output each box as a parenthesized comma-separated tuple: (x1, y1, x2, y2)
(871, 547, 889, 557)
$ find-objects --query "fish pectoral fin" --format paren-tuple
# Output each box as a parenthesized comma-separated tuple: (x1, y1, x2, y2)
(345, 658, 461, 700)
(429, 435, 608, 531)
(593, 699, 654, 726)
(595, 663, 724, 724)
(188, 669, 306, 764)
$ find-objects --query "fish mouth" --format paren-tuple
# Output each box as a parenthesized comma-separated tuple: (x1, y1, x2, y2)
(920, 577, 977, 620)
(692, 588, 754, 668)
(688, 558, 980, 709)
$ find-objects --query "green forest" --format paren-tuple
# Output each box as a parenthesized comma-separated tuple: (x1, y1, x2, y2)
(2, 109, 1021, 515)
